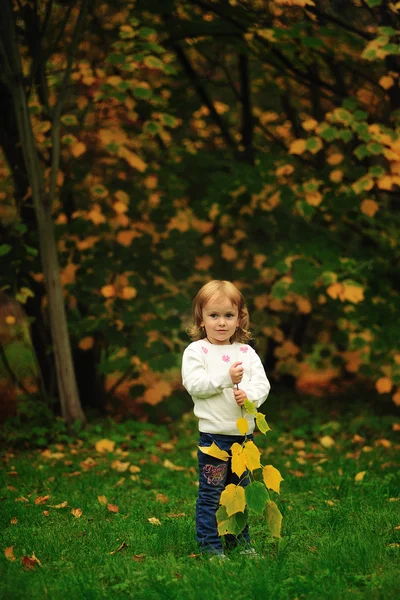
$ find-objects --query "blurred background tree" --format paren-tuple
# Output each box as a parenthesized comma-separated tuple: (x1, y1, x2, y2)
(0, 0, 399, 424)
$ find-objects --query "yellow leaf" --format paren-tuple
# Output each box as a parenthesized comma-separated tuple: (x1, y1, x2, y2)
(163, 459, 185, 471)
(71, 508, 82, 518)
(198, 442, 230, 461)
(148, 517, 162, 526)
(275, 164, 294, 177)
(302, 118, 318, 131)
(231, 443, 247, 477)
(101, 285, 116, 298)
(243, 440, 261, 471)
(71, 141, 86, 158)
(113, 201, 128, 214)
(221, 243, 238, 261)
(266, 500, 282, 538)
(111, 460, 130, 472)
(379, 75, 394, 90)
(305, 191, 323, 206)
(355, 471, 366, 482)
(289, 139, 306, 155)
(236, 417, 249, 435)
(107, 503, 119, 513)
(329, 170, 343, 183)
(320, 435, 335, 448)
(129, 465, 141, 473)
(327, 153, 344, 165)
(377, 175, 393, 190)
(219, 484, 246, 517)
(121, 286, 137, 300)
(376, 377, 393, 394)
(98, 495, 107, 505)
(95, 438, 116, 453)
(244, 398, 257, 415)
(78, 336, 94, 350)
(393, 389, 400, 406)
(360, 199, 379, 217)
(342, 282, 364, 304)
(119, 147, 147, 172)
(263, 465, 284, 494)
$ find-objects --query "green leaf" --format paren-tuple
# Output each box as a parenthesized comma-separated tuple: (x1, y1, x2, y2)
(245, 481, 269, 515)
(107, 53, 125, 65)
(133, 86, 153, 100)
(319, 127, 337, 141)
(265, 500, 283, 538)
(244, 398, 257, 415)
(256, 412, 271, 434)
(0, 244, 12, 256)
(61, 114, 78, 126)
(216, 506, 247, 536)
(143, 56, 164, 70)
(367, 142, 383, 155)
(144, 121, 161, 135)
(366, 0, 382, 6)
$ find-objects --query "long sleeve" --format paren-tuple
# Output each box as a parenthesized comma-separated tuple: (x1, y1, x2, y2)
(182, 346, 233, 399)
(243, 349, 271, 408)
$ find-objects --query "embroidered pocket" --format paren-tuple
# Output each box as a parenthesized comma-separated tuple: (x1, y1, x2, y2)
(202, 463, 227, 485)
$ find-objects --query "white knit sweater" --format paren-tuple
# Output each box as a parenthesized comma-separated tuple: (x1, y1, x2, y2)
(182, 339, 271, 435)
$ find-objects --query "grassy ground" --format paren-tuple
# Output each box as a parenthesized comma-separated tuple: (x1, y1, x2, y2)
(1, 394, 399, 600)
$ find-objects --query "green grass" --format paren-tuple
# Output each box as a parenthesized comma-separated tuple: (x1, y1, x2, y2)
(1, 398, 399, 599)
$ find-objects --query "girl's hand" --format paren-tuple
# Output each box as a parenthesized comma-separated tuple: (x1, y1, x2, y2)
(229, 361, 243, 385)
(234, 388, 246, 407)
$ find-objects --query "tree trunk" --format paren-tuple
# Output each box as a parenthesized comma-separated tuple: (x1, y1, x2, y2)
(0, 0, 85, 424)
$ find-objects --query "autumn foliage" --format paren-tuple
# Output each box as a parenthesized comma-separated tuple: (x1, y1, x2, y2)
(0, 0, 399, 414)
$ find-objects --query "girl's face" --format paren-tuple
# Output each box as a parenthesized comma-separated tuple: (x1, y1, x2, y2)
(200, 295, 239, 345)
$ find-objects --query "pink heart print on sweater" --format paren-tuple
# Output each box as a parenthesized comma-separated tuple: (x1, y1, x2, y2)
(202, 463, 227, 485)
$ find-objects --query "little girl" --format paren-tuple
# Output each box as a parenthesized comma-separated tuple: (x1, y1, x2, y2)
(182, 280, 271, 558)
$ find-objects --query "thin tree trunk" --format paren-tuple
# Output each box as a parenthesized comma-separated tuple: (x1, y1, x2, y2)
(0, 0, 86, 424)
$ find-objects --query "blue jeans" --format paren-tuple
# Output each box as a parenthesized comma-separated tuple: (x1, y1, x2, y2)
(196, 432, 252, 554)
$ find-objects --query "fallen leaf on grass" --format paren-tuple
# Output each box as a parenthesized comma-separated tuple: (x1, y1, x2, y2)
(107, 504, 119, 513)
(15, 497, 29, 503)
(7, 471, 18, 477)
(148, 517, 161, 525)
(43, 510, 50, 517)
(50, 501, 68, 509)
(289, 469, 305, 477)
(319, 435, 335, 449)
(167, 513, 186, 518)
(41, 449, 65, 460)
(387, 543, 400, 548)
(109, 541, 128, 554)
(95, 439, 115, 453)
(394, 525, 400, 531)
(10, 517, 18, 525)
(133, 554, 146, 562)
(21, 553, 41, 569)
(115, 478, 125, 487)
(80, 458, 96, 470)
(375, 438, 392, 448)
(355, 471, 367, 482)
(63, 471, 81, 477)
(5, 546, 15, 561)
(156, 493, 168, 504)
(111, 460, 130, 472)
(98, 495, 107, 505)
(34, 495, 50, 505)
(163, 459, 185, 471)
(71, 508, 82, 518)
(362, 446, 373, 453)
(393, 423, 400, 432)
(129, 465, 141, 474)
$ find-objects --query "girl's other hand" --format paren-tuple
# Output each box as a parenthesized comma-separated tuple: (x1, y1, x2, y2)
(233, 388, 246, 407)
(229, 361, 243, 384)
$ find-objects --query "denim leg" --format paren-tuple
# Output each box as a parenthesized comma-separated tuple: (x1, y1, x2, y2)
(196, 436, 229, 554)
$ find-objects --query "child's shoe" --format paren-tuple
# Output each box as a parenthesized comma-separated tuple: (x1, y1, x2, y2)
(239, 547, 260, 557)
(209, 552, 229, 562)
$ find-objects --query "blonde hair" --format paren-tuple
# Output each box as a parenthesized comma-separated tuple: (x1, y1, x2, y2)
(187, 280, 252, 343)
